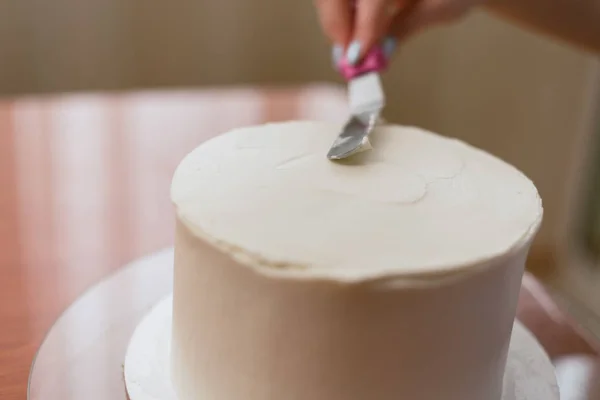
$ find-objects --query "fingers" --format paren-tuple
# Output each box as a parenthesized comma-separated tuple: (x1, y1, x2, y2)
(314, 0, 354, 47)
(316, 0, 464, 68)
(347, 0, 402, 64)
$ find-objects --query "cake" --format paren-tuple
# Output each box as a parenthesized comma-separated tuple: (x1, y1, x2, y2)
(169, 121, 543, 400)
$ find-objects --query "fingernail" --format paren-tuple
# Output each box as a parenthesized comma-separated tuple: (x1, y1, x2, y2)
(345, 41, 361, 65)
(382, 36, 397, 59)
(332, 44, 344, 68)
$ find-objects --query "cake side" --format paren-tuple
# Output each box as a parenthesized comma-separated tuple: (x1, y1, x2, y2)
(169, 121, 543, 400)
(171, 120, 543, 281)
(170, 217, 528, 400)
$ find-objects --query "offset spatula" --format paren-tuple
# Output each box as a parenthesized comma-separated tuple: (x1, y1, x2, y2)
(327, 46, 388, 160)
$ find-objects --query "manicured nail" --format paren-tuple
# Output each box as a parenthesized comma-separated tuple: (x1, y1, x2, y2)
(332, 44, 344, 68)
(382, 36, 397, 59)
(345, 41, 361, 65)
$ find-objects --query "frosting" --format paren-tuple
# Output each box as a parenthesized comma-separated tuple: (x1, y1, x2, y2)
(168, 122, 545, 400)
(171, 121, 543, 281)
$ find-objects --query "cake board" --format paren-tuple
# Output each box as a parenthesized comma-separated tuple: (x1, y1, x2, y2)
(124, 296, 560, 400)
(27, 249, 176, 400)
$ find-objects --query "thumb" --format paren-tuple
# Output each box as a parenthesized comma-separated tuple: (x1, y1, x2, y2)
(349, 0, 403, 64)
(314, 0, 353, 47)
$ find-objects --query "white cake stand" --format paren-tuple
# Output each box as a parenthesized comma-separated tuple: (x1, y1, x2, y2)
(26, 248, 559, 400)
(27, 249, 175, 400)
(124, 287, 560, 400)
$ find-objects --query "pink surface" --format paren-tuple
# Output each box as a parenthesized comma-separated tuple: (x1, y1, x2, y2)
(337, 46, 388, 80)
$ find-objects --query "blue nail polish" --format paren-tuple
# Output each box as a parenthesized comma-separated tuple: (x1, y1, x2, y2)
(346, 41, 361, 65)
(383, 36, 397, 59)
(332, 45, 344, 67)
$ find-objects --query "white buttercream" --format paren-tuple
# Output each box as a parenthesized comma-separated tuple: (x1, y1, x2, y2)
(171, 121, 542, 281)
(169, 122, 545, 400)
(125, 295, 560, 400)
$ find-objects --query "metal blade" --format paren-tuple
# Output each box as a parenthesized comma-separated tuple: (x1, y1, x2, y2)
(327, 113, 378, 160)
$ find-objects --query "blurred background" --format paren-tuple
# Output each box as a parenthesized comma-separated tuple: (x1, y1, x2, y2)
(2, 2, 600, 399)
(2, 0, 600, 331)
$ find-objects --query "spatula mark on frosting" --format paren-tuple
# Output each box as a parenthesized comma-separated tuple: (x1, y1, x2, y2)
(227, 132, 465, 206)
(172, 121, 543, 278)
(275, 153, 315, 170)
(318, 147, 465, 205)
(426, 158, 466, 185)
(269, 148, 431, 204)
(315, 162, 429, 204)
(234, 135, 285, 150)
(235, 144, 278, 150)
(407, 157, 466, 187)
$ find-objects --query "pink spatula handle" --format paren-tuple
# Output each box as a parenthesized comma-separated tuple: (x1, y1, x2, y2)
(337, 45, 389, 81)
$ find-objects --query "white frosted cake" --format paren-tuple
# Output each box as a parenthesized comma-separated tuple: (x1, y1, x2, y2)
(169, 121, 543, 400)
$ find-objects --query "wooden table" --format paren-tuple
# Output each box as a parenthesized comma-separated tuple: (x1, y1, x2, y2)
(0, 86, 348, 400)
(3, 85, 600, 400)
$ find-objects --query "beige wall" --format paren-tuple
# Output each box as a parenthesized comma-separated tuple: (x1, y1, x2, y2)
(1, 0, 599, 253)
(389, 14, 600, 253)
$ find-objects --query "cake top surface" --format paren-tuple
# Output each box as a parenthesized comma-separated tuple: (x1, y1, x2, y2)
(171, 121, 542, 281)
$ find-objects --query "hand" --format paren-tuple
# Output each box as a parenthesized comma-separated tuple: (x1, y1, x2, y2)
(314, 0, 487, 66)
